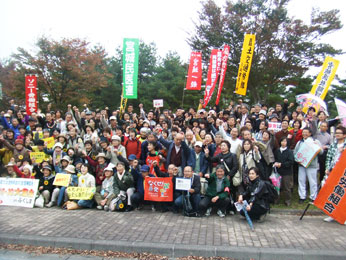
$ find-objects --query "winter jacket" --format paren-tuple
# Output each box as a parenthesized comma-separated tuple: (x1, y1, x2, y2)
(274, 148, 294, 176)
(242, 177, 269, 210)
(205, 173, 230, 200)
(113, 170, 134, 197)
(206, 151, 238, 178)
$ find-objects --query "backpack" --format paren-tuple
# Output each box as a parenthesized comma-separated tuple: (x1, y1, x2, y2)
(263, 180, 279, 204)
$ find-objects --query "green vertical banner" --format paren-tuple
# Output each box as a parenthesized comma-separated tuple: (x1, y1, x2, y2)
(123, 38, 139, 99)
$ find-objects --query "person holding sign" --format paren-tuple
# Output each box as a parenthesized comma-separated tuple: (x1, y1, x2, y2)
(173, 166, 201, 215)
(75, 164, 96, 208)
(199, 165, 231, 218)
(94, 165, 115, 211)
(38, 165, 57, 207)
(294, 127, 323, 203)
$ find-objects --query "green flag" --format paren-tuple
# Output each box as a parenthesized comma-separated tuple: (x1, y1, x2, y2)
(123, 38, 139, 99)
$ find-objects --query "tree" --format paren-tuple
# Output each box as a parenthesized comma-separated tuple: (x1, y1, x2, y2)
(188, 0, 343, 106)
(10, 37, 110, 109)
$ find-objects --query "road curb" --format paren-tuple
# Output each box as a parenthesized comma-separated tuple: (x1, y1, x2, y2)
(0, 233, 345, 260)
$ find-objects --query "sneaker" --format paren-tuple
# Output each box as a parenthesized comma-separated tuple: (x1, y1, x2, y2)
(125, 205, 133, 212)
(151, 205, 156, 212)
(104, 205, 109, 212)
(96, 205, 103, 210)
(217, 210, 225, 218)
(205, 207, 212, 217)
(46, 201, 55, 208)
(298, 199, 305, 204)
(258, 214, 267, 223)
(323, 217, 335, 223)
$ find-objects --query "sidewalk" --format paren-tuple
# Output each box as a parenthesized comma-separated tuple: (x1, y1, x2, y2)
(0, 206, 345, 259)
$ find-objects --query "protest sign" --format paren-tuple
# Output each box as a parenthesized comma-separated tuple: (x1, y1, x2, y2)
(203, 49, 222, 108)
(43, 137, 55, 149)
(153, 99, 163, 108)
(33, 131, 43, 140)
(144, 177, 173, 202)
(123, 38, 139, 99)
(66, 187, 96, 200)
(268, 122, 282, 133)
(314, 150, 346, 225)
(294, 139, 322, 168)
(175, 178, 192, 191)
(53, 173, 71, 187)
(235, 34, 256, 96)
(186, 51, 202, 90)
(335, 98, 346, 127)
(25, 75, 38, 115)
(0, 178, 39, 208)
(215, 45, 230, 105)
(30, 152, 46, 163)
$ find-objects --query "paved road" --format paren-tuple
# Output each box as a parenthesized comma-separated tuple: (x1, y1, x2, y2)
(0, 206, 345, 259)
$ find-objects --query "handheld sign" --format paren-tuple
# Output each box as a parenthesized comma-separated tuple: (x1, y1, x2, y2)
(66, 187, 96, 200)
(268, 122, 282, 133)
(43, 137, 55, 149)
(53, 173, 71, 187)
(175, 178, 192, 191)
(144, 177, 173, 202)
(30, 152, 46, 163)
(153, 99, 163, 108)
(294, 139, 322, 168)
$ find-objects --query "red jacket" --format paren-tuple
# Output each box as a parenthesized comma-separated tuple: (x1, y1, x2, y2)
(124, 137, 141, 159)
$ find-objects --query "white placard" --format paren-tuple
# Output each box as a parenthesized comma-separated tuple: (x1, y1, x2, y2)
(268, 122, 282, 133)
(153, 99, 163, 108)
(0, 178, 39, 208)
(175, 178, 192, 191)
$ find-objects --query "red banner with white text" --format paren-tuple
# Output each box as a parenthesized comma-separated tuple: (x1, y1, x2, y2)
(186, 52, 202, 90)
(215, 45, 230, 105)
(203, 49, 222, 108)
(25, 75, 38, 116)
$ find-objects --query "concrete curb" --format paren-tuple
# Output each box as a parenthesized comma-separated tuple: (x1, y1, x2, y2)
(0, 233, 345, 260)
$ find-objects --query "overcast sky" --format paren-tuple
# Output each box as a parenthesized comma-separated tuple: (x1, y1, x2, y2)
(1, 0, 345, 80)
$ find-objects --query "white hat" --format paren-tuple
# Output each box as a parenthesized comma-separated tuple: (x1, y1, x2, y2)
(259, 110, 267, 116)
(103, 165, 114, 172)
(109, 116, 117, 121)
(53, 142, 63, 149)
(4, 113, 10, 118)
(61, 155, 71, 163)
(111, 135, 121, 141)
(194, 141, 203, 147)
(64, 165, 76, 174)
(23, 165, 33, 174)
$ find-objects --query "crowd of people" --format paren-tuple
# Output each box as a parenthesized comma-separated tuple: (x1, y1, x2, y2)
(0, 98, 345, 222)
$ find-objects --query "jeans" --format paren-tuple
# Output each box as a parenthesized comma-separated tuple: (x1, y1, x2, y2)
(78, 199, 94, 208)
(174, 193, 201, 212)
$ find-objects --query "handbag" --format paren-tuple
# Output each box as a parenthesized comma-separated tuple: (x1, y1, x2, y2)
(34, 194, 44, 208)
(232, 171, 242, 187)
(269, 167, 282, 194)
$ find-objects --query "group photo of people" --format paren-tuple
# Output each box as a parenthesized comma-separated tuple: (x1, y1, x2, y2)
(0, 98, 345, 223)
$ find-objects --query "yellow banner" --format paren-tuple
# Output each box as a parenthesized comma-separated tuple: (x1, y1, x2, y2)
(43, 137, 55, 149)
(310, 56, 339, 100)
(33, 131, 43, 140)
(66, 187, 96, 200)
(30, 152, 46, 163)
(53, 173, 71, 187)
(235, 34, 256, 96)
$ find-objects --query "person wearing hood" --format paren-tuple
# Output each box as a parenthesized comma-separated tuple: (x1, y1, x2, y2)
(238, 167, 269, 221)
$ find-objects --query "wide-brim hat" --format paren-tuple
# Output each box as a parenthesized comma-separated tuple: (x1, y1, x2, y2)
(61, 155, 71, 163)
(65, 164, 76, 174)
(96, 153, 107, 160)
(42, 165, 52, 172)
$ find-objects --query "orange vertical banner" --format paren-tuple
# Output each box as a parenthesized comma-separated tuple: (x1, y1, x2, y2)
(314, 150, 346, 224)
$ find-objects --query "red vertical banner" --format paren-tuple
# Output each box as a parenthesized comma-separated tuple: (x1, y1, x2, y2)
(215, 45, 230, 105)
(25, 75, 38, 115)
(314, 150, 346, 225)
(203, 49, 222, 108)
(186, 51, 202, 90)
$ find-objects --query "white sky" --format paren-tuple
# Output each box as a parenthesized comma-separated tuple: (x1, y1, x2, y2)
(1, 0, 345, 80)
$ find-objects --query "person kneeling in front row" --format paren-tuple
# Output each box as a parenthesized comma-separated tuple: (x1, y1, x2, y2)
(199, 165, 231, 218)
(238, 167, 269, 222)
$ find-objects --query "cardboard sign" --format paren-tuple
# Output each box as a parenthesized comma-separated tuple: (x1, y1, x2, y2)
(66, 187, 96, 200)
(294, 139, 322, 168)
(268, 122, 282, 133)
(30, 152, 46, 163)
(43, 137, 55, 149)
(153, 99, 163, 108)
(144, 177, 173, 202)
(175, 178, 192, 191)
(0, 178, 39, 208)
(53, 173, 71, 187)
(314, 150, 346, 224)
(32, 131, 43, 140)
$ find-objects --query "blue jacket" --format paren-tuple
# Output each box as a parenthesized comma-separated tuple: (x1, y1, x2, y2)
(159, 136, 193, 171)
(1, 116, 20, 139)
(131, 168, 155, 195)
(189, 149, 208, 175)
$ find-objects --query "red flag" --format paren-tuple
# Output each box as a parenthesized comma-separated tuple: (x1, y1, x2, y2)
(203, 49, 222, 108)
(144, 177, 173, 202)
(186, 52, 202, 90)
(215, 45, 230, 105)
(314, 150, 346, 224)
(25, 75, 38, 116)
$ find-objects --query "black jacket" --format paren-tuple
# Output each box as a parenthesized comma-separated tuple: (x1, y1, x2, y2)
(206, 152, 238, 178)
(273, 148, 294, 176)
(242, 177, 269, 210)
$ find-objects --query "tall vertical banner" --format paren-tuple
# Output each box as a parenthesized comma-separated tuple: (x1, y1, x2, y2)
(186, 52, 202, 90)
(302, 56, 339, 113)
(25, 75, 38, 115)
(203, 49, 222, 108)
(335, 98, 346, 127)
(314, 150, 346, 225)
(235, 34, 256, 96)
(123, 38, 139, 99)
(215, 45, 230, 105)
(0, 82, 2, 100)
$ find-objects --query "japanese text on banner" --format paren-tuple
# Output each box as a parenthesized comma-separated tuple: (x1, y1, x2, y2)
(144, 177, 173, 202)
(123, 38, 139, 99)
(235, 34, 256, 96)
(203, 49, 222, 108)
(186, 51, 202, 90)
(25, 75, 38, 115)
(215, 45, 230, 105)
(66, 187, 96, 200)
